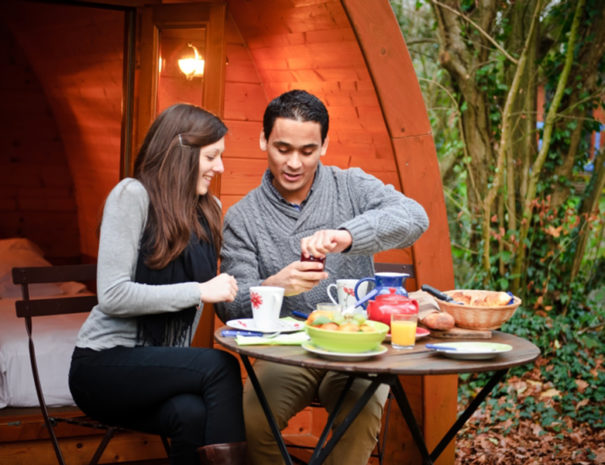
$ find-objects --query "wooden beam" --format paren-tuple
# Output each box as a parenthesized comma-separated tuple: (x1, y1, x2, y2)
(341, 1, 456, 463)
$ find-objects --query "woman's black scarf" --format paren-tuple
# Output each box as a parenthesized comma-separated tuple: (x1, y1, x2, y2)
(134, 216, 217, 347)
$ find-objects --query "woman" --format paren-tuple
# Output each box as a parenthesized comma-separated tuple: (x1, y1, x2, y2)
(69, 104, 246, 465)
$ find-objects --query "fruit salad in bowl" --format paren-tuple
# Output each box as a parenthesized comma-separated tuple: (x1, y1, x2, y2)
(304, 310, 389, 353)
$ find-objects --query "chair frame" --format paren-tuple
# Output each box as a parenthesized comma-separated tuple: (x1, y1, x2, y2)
(11, 264, 169, 465)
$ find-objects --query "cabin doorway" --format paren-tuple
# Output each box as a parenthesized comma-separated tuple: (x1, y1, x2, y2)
(0, 0, 131, 262)
(0, 0, 227, 261)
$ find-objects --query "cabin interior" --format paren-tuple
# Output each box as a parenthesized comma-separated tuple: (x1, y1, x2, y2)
(0, 0, 456, 464)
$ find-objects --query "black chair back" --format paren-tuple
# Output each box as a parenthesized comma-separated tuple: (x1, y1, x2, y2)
(12, 264, 169, 465)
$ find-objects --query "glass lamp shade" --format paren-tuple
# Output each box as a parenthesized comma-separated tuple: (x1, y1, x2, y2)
(178, 43, 205, 79)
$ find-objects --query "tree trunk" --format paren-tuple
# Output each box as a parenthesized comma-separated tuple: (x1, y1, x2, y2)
(512, 0, 585, 291)
(551, 4, 605, 211)
(504, 0, 539, 232)
(570, 150, 605, 283)
(431, 0, 498, 247)
(482, 0, 542, 286)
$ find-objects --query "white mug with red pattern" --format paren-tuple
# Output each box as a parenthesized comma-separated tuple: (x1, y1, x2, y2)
(249, 286, 285, 331)
(327, 279, 368, 311)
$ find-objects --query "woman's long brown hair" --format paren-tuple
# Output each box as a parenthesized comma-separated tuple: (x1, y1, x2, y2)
(133, 104, 226, 269)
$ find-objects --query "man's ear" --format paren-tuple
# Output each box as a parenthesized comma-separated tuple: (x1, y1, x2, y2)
(320, 135, 329, 156)
(259, 131, 268, 151)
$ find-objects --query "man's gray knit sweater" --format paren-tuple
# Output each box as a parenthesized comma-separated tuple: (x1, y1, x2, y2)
(216, 163, 429, 322)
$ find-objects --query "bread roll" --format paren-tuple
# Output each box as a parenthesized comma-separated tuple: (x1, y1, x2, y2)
(420, 312, 455, 330)
(450, 292, 472, 305)
(485, 291, 511, 306)
(450, 290, 511, 306)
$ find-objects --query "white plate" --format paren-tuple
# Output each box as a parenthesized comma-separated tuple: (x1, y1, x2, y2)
(427, 342, 513, 360)
(301, 341, 388, 361)
(226, 318, 304, 333)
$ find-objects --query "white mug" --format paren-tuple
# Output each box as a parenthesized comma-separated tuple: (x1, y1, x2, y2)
(249, 286, 285, 331)
(327, 279, 368, 310)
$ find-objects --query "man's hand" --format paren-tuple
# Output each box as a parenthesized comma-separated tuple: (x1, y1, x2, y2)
(262, 261, 328, 296)
(300, 229, 353, 259)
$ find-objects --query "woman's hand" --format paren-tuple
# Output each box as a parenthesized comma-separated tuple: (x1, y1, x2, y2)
(199, 273, 238, 303)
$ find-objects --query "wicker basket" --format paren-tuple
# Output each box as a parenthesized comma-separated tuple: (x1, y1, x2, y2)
(437, 290, 521, 330)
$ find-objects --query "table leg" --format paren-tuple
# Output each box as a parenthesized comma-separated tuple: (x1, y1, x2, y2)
(240, 355, 294, 465)
(309, 377, 382, 465)
(429, 369, 508, 462)
(389, 369, 510, 465)
(388, 377, 433, 464)
(308, 375, 355, 464)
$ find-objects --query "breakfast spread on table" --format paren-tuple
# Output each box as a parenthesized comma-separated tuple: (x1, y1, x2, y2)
(224, 275, 521, 362)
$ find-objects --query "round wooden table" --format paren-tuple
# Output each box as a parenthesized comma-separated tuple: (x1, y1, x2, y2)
(215, 329, 540, 465)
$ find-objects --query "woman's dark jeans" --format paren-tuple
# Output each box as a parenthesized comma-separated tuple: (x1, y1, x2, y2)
(69, 346, 245, 465)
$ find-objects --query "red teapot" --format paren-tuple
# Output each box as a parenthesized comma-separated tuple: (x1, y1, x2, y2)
(367, 288, 418, 328)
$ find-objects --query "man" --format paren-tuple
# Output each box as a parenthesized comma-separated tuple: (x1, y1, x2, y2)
(216, 90, 429, 465)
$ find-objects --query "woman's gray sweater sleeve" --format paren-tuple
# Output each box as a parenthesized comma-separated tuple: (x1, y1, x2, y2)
(96, 179, 201, 317)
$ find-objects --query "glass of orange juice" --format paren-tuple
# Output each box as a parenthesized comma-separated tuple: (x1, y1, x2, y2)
(391, 312, 418, 349)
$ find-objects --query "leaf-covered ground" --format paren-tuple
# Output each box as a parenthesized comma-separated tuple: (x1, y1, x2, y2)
(455, 360, 605, 465)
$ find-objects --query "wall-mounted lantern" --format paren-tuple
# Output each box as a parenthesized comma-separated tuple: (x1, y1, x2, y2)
(178, 42, 205, 80)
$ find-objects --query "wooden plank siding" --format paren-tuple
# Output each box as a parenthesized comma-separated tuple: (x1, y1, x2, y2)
(222, 0, 403, 199)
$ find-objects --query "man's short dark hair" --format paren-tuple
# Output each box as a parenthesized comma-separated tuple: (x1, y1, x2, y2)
(263, 90, 329, 143)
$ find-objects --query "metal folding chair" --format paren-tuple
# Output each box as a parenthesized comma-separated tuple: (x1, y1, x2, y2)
(12, 264, 170, 465)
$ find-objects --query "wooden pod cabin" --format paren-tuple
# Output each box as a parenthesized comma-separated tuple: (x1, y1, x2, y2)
(0, 0, 456, 464)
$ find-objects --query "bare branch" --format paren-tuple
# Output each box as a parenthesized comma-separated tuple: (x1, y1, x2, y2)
(430, 0, 519, 64)
(419, 76, 480, 202)
(406, 38, 440, 46)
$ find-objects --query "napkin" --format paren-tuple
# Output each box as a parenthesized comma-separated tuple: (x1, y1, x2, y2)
(235, 331, 309, 346)
(408, 290, 441, 320)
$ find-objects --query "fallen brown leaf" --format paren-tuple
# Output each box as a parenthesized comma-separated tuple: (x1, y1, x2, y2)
(575, 379, 589, 392)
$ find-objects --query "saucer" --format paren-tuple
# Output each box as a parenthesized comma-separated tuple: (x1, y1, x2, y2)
(385, 326, 430, 342)
(226, 318, 304, 333)
(301, 341, 388, 361)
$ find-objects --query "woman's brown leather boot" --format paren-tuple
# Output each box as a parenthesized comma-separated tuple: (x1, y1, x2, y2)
(197, 441, 248, 465)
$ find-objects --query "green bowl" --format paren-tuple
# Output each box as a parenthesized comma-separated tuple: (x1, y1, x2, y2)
(304, 320, 389, 353)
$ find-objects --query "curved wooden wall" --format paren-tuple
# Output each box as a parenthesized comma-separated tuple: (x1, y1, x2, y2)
(341, 0, 454, 291)
(0, 1, 124, 260)
(0, 15, 80, 262)
(222, 0, 454, 285)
